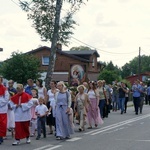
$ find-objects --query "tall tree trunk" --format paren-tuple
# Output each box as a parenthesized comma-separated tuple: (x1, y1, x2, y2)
(45, 0, 63, 89)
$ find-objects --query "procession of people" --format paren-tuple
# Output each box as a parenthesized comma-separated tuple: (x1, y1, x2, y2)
(0, 76, 149, 146)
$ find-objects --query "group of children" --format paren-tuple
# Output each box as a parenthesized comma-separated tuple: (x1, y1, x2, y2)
(30, 88, 48, 140)
(5, 86, 51, 144)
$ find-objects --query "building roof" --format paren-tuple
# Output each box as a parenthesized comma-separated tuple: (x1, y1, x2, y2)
(64, 50, 100, 57)
(126, 72, 150, 79)
(57, 50, 91, 63)
(26, 46, 50, 54)
(97, 61, 106, 65)
(26, 46, 98, 63)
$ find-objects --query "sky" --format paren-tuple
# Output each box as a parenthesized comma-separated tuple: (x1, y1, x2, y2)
(0, 0, 150, 67)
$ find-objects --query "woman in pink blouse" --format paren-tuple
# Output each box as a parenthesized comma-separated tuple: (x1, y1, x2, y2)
(87, 81, 103, 129)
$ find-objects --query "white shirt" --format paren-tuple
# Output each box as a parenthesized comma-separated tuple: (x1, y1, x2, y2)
(35, 104, 48, 116)
(50, 99, 56, 117)
(10, 99, 33, 122)
(88, 90, 97, 99)
(37, 87, 45, 99)
(0, 90, 9, 114)
(125, 87, 129, 97)
(47, 89, 57, 102)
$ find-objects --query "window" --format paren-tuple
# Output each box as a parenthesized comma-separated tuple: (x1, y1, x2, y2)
(42, 56, 49, 65)
(92, 58, 95, 67)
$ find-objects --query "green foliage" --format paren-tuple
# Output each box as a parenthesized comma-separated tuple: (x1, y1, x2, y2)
(0, 51, 40, 85)
(70, 46, 91, 51)
(69, 86, 77, 92)
(98, 61, 121, 84)
(121, 55, 150, 78)
(64, 82, 77, 92)
(19, 0, 88, 88)
(104, 61, 121, 74)
(121, 79, 131, 89)
(121, 63, 131, 78)
(19, 0, 87, 46)
(98, 70, 120, 84)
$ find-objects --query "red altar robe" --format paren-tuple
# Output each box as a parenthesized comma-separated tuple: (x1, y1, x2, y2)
(11, 92, 32, 139)
(0, 84, 7, 137)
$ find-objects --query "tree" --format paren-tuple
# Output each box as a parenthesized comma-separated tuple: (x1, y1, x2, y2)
(121, 55, 150, 78)
(0, 52, 40, 85)
(121, 63, 132, 78)
(19, 0, 87, 89)
(98, 61, 121, 84)
(104, 61, 121, 74)
(70, 46, 91, 51)
(98, 70, 119, 84)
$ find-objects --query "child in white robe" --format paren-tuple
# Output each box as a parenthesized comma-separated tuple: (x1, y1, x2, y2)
(7, 101, 15, 137)
(30, 88, 38, 137)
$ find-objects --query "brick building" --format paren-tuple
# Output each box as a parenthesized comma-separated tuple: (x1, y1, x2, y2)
(26, 46, 104, 85)
(125, 72, 150, 85)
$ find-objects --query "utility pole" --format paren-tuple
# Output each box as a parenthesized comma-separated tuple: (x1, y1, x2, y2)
(138, 47, 141, 80)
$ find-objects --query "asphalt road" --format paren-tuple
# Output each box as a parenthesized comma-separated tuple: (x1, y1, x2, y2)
(1, 103, 150, 150)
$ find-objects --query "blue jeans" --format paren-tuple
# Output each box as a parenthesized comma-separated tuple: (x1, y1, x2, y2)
(37, 116, 46, 137)
(0, 137, 3, 143)
(119, 97, 125, 112)
(112, 95, 118, 110)
(133, 97, 141, 114)
(99, 99, 106, 118)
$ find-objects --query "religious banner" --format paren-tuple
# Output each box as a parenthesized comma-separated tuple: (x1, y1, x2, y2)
(69, 64, 87, 86)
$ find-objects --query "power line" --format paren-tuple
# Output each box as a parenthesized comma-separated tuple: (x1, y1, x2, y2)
(99, 54, 137, 62)
(10, 0, 20, 7)
(96, 49, 137, 56)
(142, 50, 150, 55)
(70, 37, 138, 57)
(70, 38, 84, 46)
(10, 0, 140, 56)
(71, 36, 137, 55)
(11, 0, 32, 10)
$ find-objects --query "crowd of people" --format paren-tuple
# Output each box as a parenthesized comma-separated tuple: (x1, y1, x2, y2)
(0, 76, 150, 146)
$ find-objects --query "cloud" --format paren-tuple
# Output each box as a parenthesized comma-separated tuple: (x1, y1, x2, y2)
(95, 12, 118, 27)
(118, 0, 131, 3)
(1, 0, 150, 68)
(97, 20, 118, 27)
(5, 27, 25, 37)
(104, 37, 122, 48)
(0, 13, 31, 35)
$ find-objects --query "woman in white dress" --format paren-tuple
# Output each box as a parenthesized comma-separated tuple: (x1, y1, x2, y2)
(36, 79, 47, 104)
(46, 80, 58, 134)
